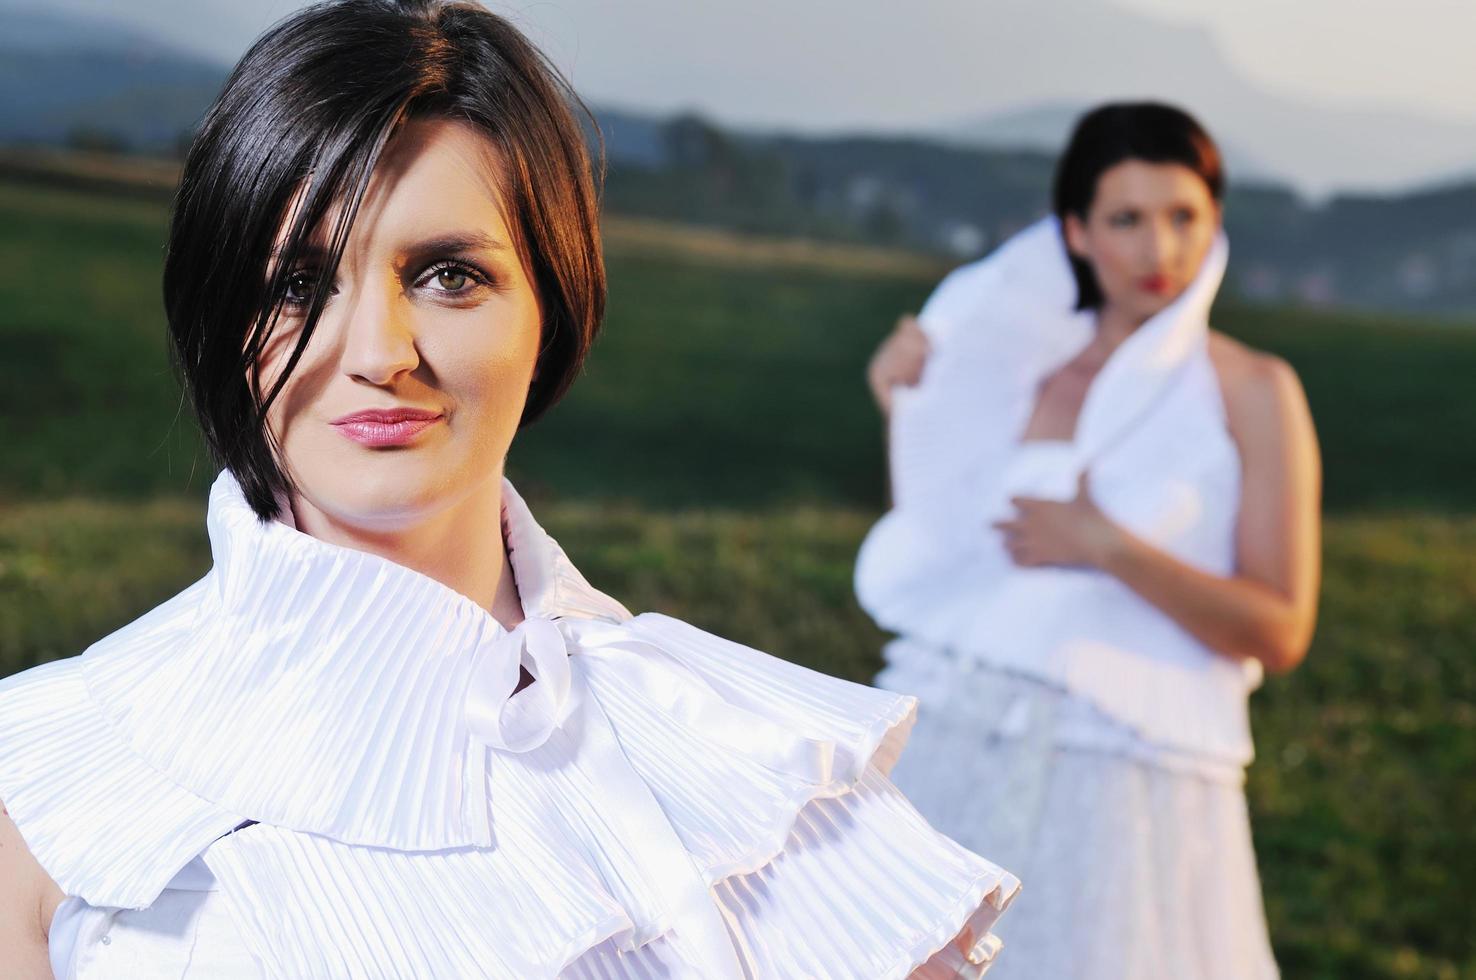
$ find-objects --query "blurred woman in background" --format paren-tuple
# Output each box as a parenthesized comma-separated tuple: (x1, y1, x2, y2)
(856, 102, 1321, 979)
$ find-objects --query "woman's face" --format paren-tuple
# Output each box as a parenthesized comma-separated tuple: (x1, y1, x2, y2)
(1063, 158, 1221, 322)
(257, 117, 541, 531)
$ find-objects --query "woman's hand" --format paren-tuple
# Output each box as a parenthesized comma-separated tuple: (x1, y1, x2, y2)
(867, 314, 931, 415)
(992, 472, 1123, 569)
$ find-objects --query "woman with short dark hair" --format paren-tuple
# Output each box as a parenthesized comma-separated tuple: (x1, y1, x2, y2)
(0, 2, 1019, 976)
(858, 102, 1321, 978)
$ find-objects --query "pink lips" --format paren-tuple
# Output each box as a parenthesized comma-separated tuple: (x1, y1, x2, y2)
(330, 407, 444, 447)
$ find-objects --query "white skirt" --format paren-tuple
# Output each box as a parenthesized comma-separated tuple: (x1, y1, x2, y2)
(878, 639, 1279, 980)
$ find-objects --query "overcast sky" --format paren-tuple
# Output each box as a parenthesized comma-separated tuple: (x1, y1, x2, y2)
(36, 0, 1474, 125)
(18, 0, 1476, 193)
(1118, 0, 1476, 124)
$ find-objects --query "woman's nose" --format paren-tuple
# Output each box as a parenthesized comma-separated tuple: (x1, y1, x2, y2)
(1143, 217, 1177, 269)
(340, 286, 419, 385)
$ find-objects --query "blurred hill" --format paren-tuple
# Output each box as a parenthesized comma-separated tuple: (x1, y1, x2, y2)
(0, 7, 225, 154)
(903, 0, 1476, 198)
(599, 106, 1476, 315)
(933, 101, 1285, 186)
(4, 7, 1476, 314)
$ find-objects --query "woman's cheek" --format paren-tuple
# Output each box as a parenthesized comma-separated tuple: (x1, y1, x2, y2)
(445, 339, 538, 425)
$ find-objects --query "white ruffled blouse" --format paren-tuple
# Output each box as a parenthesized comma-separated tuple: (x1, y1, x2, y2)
(3, 469, 1019, 979)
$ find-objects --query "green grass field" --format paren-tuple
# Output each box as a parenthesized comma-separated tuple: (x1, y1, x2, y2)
(1, 177, 1473, 978)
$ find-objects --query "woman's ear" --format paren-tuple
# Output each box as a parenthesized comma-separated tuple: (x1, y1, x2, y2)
(1063, 212, 1088, 260)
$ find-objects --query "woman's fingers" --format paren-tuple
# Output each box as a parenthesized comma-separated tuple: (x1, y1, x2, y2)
(1008, 495, 1049, 514)
(994, 520, 1034, 565)
(866, 314, 932, 413)
(890, 315, 930, 386)
(1075, 469, 1092, 501)
(866, 357, 894, 414)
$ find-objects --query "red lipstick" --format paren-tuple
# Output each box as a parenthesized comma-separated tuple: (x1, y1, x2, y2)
(1139, 274, 1173, 296)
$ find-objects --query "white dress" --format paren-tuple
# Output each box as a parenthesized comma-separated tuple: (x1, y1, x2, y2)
(876, 442, 1278, 980)
(4, 469, 1021, 979)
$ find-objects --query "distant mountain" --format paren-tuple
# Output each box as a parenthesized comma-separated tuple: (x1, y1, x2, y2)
(4, 3, 174, 51)
(936, 103, 1083, 153)
(889, 2, 1476, 200)
(937, 101, 1284, 187)
(1, 8, 1473, 314)
(9, 1, 1476, 197)
(513, 0, 1476, 199)
(591, 106, 1476, 314)
(0, 7, 227, 152)
(588, 105, 672, 170)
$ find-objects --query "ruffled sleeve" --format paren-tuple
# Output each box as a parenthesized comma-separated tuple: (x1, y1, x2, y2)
(559, 613, 1021, 977)
(0, 585, 250, 910)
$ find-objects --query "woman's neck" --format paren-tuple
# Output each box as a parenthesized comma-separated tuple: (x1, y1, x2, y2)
(287, 476, 525, 629)
(1091, 301, 1150, 357)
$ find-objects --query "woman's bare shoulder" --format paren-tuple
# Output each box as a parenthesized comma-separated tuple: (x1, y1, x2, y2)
(1208, 329, 1297, 384)
(1207, 329, 1309, 437)
(1, 797, 65, 977)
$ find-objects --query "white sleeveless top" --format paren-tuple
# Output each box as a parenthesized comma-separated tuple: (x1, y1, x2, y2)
(856, 217, 1261, 769)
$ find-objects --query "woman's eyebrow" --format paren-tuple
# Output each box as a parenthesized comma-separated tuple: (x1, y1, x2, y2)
(270, 241, 329, 260)
(402, 232, 510, 255)
(266, 232, 510, 266)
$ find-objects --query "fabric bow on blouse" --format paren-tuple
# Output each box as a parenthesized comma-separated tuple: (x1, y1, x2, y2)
(469, 616, 838, 785)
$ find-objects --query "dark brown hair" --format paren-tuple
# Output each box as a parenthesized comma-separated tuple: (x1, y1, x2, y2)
(163, 0, 604, 519)
(1052, 101, 1224, 310)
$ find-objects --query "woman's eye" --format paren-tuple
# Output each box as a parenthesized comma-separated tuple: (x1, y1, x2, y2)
(434, 268, 470, 291)
(1173, 208, 1196, 226)
(283, 271, 317, 304)
(1108, 211, 1138, 228)
(420, 262, 487, 296)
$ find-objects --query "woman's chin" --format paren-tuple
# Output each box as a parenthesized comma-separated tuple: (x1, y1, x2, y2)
(1124, 293, 1178, 323)
(292, 458, 469, 532)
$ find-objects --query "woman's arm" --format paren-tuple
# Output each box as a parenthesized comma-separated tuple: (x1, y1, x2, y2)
(995, 350, 1322, 675)
(1, 798, 64, 978)
(1106, 352, 1321, 673)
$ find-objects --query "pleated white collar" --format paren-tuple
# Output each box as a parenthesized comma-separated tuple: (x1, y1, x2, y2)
(249, 468, 633, 626)
(80, 469, 631, 851)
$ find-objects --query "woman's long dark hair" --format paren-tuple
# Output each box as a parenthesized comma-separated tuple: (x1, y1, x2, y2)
(163, 0, 604, 519)
(1052, 102, 1224, 310)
